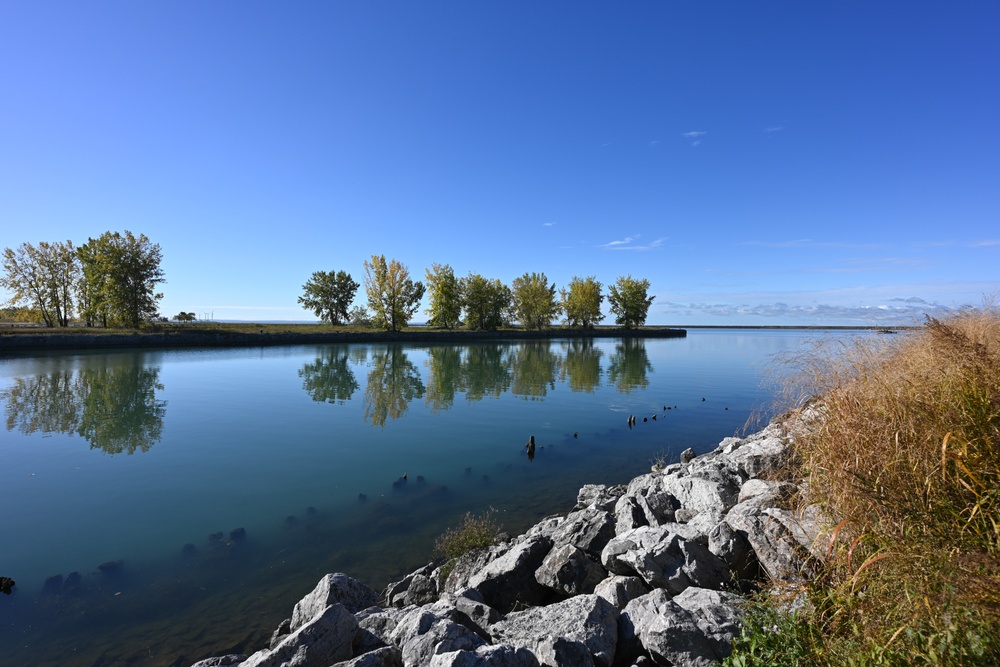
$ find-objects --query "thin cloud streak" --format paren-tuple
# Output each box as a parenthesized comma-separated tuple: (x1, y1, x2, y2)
(599, 236, 667, 251)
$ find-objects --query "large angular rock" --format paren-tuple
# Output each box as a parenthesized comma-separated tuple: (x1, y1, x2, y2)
(532, 636, 594, 667)
(449, 588, 502, 635)
(601, 527, 731, 594)
(717, 428, 789, 479)
(574, 484, 626, 512)
(619, 588, 741, 667)
(621, 474, 681, 527)
(397, 616, 486, 667)
(524, 516, 565, 542)
(242, 603, 358, 667)
(385, 564, 438, 608)
(534, 544, 607, 596)
(429, 645, 540, 666)
(332, 646, 403, 667)
(191, 656, 247, 667)
(443, 542, 515, 594)
(550, 508, 615, 558)
(613, 496, 649, 535)
(660, 467, 740, 519)
(592, 575, 650, 609)
(354, 606, 412, 655)
(672, 587, 743, 660)
(708, 522, 757, 580)
(466, 535, 554, 613)
(491, 594, 618, 667)
(292, 574, 380, 630)
(724, 499, 821, 582)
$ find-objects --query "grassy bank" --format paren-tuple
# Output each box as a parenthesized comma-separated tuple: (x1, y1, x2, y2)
(728, 309, 1000, 665)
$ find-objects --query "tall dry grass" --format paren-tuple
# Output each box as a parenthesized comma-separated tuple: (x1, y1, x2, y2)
(732, 308, 1000, 665)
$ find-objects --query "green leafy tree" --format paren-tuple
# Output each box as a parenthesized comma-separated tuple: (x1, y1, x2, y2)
(1, 240, 79, 327)
(460, 273, 511, 331)
(77, 231, 164, 328)
(173, 312, 196, 322)
(561, 276, 605, 328)
(363, 255, 425, 332)
(348, 305, 372, 326)
(511, 272, 561, 330)
(424, 263, 462, 329)
(608, 275, 654, 329)
(298, 270, 359, 324)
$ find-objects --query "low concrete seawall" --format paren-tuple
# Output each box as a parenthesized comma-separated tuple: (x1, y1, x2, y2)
(0, 327, 686, 352)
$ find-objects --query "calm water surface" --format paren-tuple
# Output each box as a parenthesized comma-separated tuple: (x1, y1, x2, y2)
(0, 330, 858, 666)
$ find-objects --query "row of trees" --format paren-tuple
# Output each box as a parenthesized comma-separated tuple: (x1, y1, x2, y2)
(299, 255, 655, 332)
(0, 232, 164, 328)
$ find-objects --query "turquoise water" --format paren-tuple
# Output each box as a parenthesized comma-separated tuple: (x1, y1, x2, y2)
(0, 330, 856, 666)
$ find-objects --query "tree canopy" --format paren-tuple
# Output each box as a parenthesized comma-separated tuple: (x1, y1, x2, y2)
(1, 240, 78, 327)
(298, 270, 359, 324)
(607, 275, 655, 329)
(363, 255, 425, 331)
(173, 312, 196, 322)
(460, 273, 511, 331)
(77, 231, 164, 328)
(511, 272, 561, 330)
(424, 263, 462, 329)
(561, 275, 604, 328)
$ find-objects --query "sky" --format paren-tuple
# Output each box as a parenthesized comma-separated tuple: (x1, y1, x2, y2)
(2, 1, 998, 326)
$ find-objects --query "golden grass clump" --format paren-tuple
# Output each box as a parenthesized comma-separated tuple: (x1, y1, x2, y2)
(773, 308, 1000, 663)
(797, 311, 1000, 554)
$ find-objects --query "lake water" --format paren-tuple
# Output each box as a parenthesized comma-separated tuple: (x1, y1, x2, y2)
(0, 329, 859, 666)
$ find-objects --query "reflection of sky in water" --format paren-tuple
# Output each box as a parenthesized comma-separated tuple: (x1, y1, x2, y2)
(0, 330, 870, 666)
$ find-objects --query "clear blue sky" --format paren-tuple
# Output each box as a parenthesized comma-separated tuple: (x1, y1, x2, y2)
(2, 1, 998, 326)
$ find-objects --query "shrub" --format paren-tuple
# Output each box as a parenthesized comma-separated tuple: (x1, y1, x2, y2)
(434, 508, 503, 562)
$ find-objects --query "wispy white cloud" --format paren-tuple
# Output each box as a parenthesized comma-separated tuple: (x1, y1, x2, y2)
(649, 140, 660, 147)
(681, 130, 706, 147)
(543, 221, 557, 227)
(972, 239, 1000, 247)
(600, 235, 667, 251)
(764, 126, 784, 133)
(602, 236, 636, 247)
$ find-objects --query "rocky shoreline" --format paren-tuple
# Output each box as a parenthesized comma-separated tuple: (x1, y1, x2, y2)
(191, 412, 823, 667)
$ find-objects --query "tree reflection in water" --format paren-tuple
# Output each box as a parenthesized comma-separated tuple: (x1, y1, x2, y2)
(558, 338, 603, 393)
(423, 345, 463, 412)
(510, 341, 560, 401)
(363, 345, 425, 427)
(461, 344, 511, 401)
(1, 354, 166, 454)
(298, 346, 360, 405)
(606, 337, 652, 393)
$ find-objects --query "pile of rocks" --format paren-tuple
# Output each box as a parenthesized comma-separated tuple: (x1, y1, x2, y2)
(193, 415, 826, 667)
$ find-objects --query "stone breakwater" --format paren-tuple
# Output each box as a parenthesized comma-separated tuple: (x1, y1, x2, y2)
(192, 414, 825, 667)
